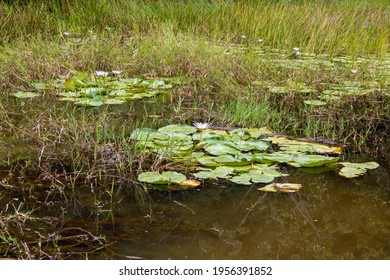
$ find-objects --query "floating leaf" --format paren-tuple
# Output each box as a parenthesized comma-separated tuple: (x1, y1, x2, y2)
(227, 140, 269, 152)
(230, 127, 273, 138)
(229, 173, 252, 185)
(254, 152, 297, 164)
(179, 179, 201, 189)
(337, 161, 379, 178)
(204, 143, 240, 156)
(80, 87, 106, 97)
(192, 131, 224, 141)
(287, 154, 339, 167)
(11, 91, 42, 99)
(258, 183, 302, 193)
(104, 98, 126, 105)
(193, 166, 235, 180)
(138, 171, 186, 185)
(158, 124, 197, 135)
(339, 162, 379, 170)
(338, 167, 366, 178)
(264, 136, 341, 154)
(214, 154, 253, 166)
(74, 96, 103, 107)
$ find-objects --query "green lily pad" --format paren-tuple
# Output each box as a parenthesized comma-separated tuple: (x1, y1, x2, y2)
(287, 154, 339, 167)
(158, 124, 197, 135)
(58, 92, 79, 98)
(337, 161, 379, 178)
(138, 171, 186, 185)
(254, 152, 297, 164)
(192, 131, 225, 141)
(80, 87, 107, 97)
(264, 136, 342, 154)
(74, 96, 103, 107)
(214, 154, 253, 166)
(196, 156, 220, 166)
(229, 166, 285, 185)
(229, 173, 252, 185)
(204, 143, 240, 156)
(227, 140, 269, 152)
(104, 98, 126, 105)
(229, 127, 273, 138)
(11, 91, 42, 99)
(193, 166, 235, 180)
(339, 162, 379, 170)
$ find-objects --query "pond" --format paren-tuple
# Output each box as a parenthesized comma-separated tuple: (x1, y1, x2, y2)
(1, 68, 389, 260)
(67, 160, 390, 260)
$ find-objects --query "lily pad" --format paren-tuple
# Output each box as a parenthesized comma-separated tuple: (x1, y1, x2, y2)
(229, 173, 252, 185)
(158, 124, 197, 135)
(231, 127, 273, 138)
(227, 140, 269, 152)
(229, 166, 285, 185)
(287, 154, 339, 167)
(258, 183, 302, 193)
(104, 98, 126, 105)
(11, 91, 42, 99)
(193, 166, 235, 180)
(264, 136, 341, 154)
(339, 162, 379, 170)
(138, 171, 186, 185)
(338, 167, 366, 178)
(204, 143, 240, 156)
(79, 87, 107, 97)
(337, 161, 379, 178)
(179, 179, 201, 189)
(74, 96, 103, 107)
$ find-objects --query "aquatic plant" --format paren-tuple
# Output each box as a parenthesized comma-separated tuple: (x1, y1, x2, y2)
(135, 124, 379, 191)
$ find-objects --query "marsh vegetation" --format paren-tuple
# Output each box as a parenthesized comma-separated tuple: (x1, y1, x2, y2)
(0, 0, 389, 259)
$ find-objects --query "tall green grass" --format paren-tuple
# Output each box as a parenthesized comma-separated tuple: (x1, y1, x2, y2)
(1, 0, 389, 56)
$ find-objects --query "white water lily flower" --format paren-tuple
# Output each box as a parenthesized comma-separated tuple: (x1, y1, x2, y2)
(194, 122, 210, 130)
(112, 70, 123, 75)
(237, 131, 245, 138)
(95, 71, 109, 77)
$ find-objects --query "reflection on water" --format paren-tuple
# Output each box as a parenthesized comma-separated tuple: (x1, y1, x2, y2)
(84, 164, 390, 260)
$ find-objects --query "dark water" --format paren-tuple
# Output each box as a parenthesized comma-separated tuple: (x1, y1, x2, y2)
(71, 163, 390, 260)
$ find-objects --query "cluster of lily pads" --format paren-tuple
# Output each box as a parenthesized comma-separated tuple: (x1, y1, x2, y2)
(133, 124, 379, 192)
(11, 71, 188, 106)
